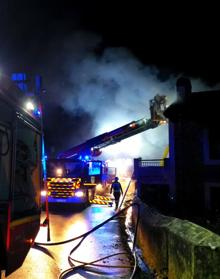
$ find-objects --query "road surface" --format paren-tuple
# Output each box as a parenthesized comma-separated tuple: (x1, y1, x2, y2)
(4, 196, 135, 278)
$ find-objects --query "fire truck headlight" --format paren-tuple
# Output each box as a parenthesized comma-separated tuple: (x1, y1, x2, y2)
(75, 190, 84, 198)
(41, 190, 47, 197)
(56, 168, 63, 177)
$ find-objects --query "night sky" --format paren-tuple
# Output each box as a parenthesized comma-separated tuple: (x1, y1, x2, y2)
(1, 1, 219, 158)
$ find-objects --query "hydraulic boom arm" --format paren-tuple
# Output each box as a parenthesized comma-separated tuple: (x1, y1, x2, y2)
(58, 95, 167, 159)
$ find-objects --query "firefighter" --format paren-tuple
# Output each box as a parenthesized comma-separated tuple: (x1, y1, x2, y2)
(110, 177, 123, 210)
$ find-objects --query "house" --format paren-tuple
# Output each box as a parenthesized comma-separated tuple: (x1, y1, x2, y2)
(134, 77, 220, 221)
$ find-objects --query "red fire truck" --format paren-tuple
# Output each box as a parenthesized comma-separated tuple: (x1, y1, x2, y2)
(0, 73, 44, 276)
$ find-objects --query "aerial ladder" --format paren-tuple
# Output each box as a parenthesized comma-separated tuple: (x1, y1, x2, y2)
(44, 94, 167, 207)
(57, 94, 167, 159)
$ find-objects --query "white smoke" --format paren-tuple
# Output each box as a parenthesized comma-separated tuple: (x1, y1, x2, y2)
(44, 31, 219, 161)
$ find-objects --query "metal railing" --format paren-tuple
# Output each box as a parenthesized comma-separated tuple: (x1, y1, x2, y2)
(139, 159, 164, 167)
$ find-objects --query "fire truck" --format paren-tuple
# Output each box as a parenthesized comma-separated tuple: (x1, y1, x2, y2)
(44, 94, 167, 205)
(43, 159, 104, 206)
(0, 73, 44, 276)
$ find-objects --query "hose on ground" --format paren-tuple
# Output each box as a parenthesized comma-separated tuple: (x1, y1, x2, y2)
(35, 202, 138, 247)
(35, 177, 140, 279)
(57, 203, 140, 279)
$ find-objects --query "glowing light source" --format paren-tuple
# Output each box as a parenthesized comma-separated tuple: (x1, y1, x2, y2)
(106, 158, 133, 178)
(26, 238, 34, 245)
(129, 122, 136, 128)
(41, 190, 47, 197)
(56, 168, 63, 177)
(159, 120, 167, 125)
(25, 101, 35, 111)
(75, 190, 84, 198)
(35, 109, 41, 116)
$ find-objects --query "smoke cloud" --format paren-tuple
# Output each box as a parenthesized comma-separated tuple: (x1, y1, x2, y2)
(42, 31, 219, 161)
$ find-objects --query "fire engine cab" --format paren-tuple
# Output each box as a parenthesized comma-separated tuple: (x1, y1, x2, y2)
(0, 73, 43, 276)
(43, 159, 99, 206)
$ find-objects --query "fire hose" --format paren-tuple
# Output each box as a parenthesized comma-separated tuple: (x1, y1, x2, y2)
(35, 178, 140, 278)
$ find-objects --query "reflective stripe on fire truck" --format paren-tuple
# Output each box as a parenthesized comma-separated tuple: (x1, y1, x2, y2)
(89, 194, 113, 205)
(94, 195, 112, 201)
(47, 177, 81, 183)
(84, 183, 96, 187)
(89, 199, 112, 205)
(10, 215, 40, 228)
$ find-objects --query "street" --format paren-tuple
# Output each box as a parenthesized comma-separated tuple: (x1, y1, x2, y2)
(4, 180, 136, 279)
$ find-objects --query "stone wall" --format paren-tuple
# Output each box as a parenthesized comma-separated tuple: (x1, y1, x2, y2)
(131, 198, 220, 279)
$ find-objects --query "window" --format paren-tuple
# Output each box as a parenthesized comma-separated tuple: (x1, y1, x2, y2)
(205, 182, 220, 212)
(88, 161, 101, 176)
(13, 120, 41, 217)
(203, 128, 220, 164)
(208, 127, 220, 160)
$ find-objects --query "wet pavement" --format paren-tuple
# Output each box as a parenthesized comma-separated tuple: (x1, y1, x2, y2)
(4, 203, 134, 279)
